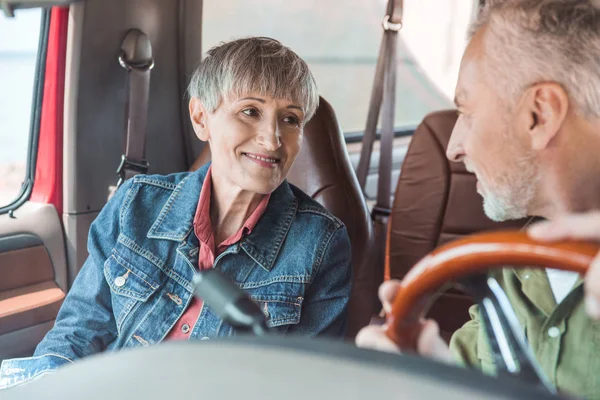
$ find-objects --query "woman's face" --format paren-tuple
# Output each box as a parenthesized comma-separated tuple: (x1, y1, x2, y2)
(189, 93, 305, 194)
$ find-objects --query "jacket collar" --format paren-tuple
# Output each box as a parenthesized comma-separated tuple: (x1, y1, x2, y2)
(514, 268, 557, 316)
(147, 162, 298, 272)
(147, 164, 209, 242)
(240, 181, 298, 271)
(513, 217, 584, 316)
(514, 268, 584, 317)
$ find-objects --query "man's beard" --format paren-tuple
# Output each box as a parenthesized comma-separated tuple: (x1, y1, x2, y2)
(478, 157, 539, 222)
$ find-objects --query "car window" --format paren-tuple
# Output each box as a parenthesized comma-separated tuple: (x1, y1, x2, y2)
(202, 0, 476, 134)
(0, 9, 42, 208)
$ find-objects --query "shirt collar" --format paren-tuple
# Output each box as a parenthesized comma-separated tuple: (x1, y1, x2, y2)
(192, 166, 271, 249)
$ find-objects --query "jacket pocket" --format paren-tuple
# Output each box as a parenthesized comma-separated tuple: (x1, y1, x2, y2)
(476, 322, 498, 376)
(236, 276, 308, 333)
(252, 294, 303, 331)
(103, 250, 160, 332)
(476, 313, 530, 377)
(218, 294, 304, 336)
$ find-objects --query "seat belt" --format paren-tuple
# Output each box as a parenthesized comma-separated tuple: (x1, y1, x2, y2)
(356, 0, 402, 209)
(108, 29, 154, 200)
(355, 0, 402, 307)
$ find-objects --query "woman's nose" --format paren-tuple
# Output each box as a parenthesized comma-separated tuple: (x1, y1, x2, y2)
(257, 120, 281, 151)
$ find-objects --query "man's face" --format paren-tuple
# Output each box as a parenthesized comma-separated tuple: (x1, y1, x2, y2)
(446, 33, 539, 222)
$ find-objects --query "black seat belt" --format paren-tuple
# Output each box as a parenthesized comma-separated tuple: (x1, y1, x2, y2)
(108, 29, 154, 199)
(355, 0, 402, 305)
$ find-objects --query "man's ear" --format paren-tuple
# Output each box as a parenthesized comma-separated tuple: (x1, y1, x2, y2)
(523, 82, 569, 150)
(189, 97, 210, 141)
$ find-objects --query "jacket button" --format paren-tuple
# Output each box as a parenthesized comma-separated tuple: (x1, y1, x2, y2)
(181, 324, 191, 334)
(114, 276, 127, 287)
(548, 326, 560, 338)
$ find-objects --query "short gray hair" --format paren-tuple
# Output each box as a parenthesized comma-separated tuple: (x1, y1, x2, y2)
(188, 37, 319, 121)
(471, 0, 600, 118)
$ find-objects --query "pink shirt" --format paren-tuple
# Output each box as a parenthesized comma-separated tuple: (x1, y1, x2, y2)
(164, 167, 270, 340)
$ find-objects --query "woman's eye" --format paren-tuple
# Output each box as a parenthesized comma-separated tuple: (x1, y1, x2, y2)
(242, 108, 259, 117)
(284, 115, 300, 127)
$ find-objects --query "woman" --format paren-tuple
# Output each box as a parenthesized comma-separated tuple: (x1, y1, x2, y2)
(0, 37, 352, 389)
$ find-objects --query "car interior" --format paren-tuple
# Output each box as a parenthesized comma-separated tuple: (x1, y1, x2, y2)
(1, 0, 437, 359)
(0, 0, 512, 355)
(0, 0, 584, 398)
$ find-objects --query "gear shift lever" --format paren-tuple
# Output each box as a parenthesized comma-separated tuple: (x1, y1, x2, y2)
(192, 269, 270, 336)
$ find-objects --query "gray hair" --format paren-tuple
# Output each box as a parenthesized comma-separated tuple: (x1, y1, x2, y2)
(470, 0, 600, 118)
(188, 37, 319, 121)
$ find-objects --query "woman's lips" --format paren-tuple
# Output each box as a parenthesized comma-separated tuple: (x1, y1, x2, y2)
(243, 152, 280, 168)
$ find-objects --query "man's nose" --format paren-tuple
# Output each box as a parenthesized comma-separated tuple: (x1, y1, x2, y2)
(446, 126, 465, 163)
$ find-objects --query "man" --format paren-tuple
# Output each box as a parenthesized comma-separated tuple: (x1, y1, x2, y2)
(356, 1, 600, 397)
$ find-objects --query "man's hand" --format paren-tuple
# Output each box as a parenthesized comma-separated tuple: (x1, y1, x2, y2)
(528, 211, 600, 319)
(355, 280, 454, 363)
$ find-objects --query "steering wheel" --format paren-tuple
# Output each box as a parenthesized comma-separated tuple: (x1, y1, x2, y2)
(385, 230, 600, 392)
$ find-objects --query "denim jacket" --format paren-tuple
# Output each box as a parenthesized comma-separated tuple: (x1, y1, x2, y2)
(0, 164, 352, 389)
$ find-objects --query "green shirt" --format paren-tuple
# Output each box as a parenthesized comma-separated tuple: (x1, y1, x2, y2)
(450, 268, 600, 399)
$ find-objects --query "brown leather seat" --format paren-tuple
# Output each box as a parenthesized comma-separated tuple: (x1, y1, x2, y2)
(386, 109, 528, 340)
(190, 97, 375, 338)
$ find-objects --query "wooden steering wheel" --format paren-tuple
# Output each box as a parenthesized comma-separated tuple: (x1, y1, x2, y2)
(384, 231, 600, 391)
